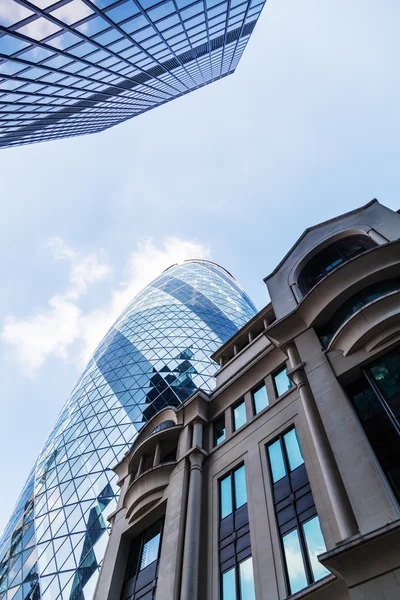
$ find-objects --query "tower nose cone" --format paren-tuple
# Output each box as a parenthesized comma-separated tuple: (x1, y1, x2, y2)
(0, 260, 256, 600)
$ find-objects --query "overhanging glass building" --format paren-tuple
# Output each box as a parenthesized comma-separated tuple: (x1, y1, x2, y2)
(0, 0, 266, 149)
(0, 260, 257, 600)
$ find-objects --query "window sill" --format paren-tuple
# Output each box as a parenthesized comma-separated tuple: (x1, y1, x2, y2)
(285, 575, 335, 599)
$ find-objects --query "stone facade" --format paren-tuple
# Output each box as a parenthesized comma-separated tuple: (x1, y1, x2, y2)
(94, 199, 400, 600)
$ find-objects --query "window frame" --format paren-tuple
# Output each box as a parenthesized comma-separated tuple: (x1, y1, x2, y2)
(272, 365, 292, 399)
(220, 555, 256, 600)
(266, 427, 328, 595)
(122, 518, 164, 600)
(213, 412, 227, 447)
(219, 463, 247, 521)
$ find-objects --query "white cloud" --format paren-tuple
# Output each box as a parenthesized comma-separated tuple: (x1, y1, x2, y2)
(0, 0, 91, 43)
(1, 237, 210, 376)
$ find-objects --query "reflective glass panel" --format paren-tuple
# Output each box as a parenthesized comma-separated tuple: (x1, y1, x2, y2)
(273, 367, 292, 397)
(239, 557, 256, 600)
(222, 567, 237, 600)
(268, 439, 286, 482)
(233, 401, 246, 431)
(0, 261, 257, 600)
(234, 465, 247, 509)
(283, 429, 304, 472)
(302, 517, 329, 581)
(0, 0, 267, 149)
(220, 474, 233, 519)
(140, 532, 161, 570)
(253, 385, 268, 414)
(369, 350, 400, 401)
(214, 414, 226, 446)
(282, 529, 308, 594)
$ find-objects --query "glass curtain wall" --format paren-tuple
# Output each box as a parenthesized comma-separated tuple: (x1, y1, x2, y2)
(0, 260, 257, 600)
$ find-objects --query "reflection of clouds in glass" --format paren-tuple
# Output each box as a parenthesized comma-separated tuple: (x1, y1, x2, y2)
(303, 517, 330, 581)
(283, 529, 307, 594)
(239, 557, 256, 600)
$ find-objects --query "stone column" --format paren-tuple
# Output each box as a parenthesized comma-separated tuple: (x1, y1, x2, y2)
(192, 420, 203, 448)
(286, 343, 358, 541)
(180, 422, 204, 600)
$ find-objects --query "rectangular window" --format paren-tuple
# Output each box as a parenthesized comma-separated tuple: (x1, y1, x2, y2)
(214, 413, 226, 446)
(273, 365, 292, 397)
(267, 428, 328, 595)
(120, 519, 163, 600)
(219, 464, 247, 520)
(219, 465, 254, 600)
(346, 348, 400, 504)
(233, 400, 246, 431)
(139, 524, 161, 570)
(252, 383, 269, 414)
(221, 557, 256, 600)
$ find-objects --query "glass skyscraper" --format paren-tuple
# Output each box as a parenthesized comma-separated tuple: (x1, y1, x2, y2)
(0, 260, 256, 600)
(0, 0, 266, 149)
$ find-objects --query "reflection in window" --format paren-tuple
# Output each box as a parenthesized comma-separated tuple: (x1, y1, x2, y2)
(253, 384, 269, 414)
(268, 439, 286, 482)
(267, 428, 327, 595)
(220, 465, 247, 520)
(222, 567, 236, 599)
(221, 557, 256, 600)
(298, 235, 376, 295)
(317, 279, 400, 348)
(239, 557, 256, 600)
(346, 349, 400, 504)
(233, 400, 246, 430)
(303, 517, 330, 581)
(282, 529, 308, 594)
(214, 413, 226, 446)
(121, 519, 163, 600)
(284, 429, 304, 471)
(220, 474, 233, 519)
(273, 366, 292, 397)
(140, 528, 161, 570)
(369, 349, 400, 401)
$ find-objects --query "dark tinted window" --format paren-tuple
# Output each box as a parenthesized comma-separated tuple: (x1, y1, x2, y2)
(298, 235, 376, 295)
(214, 414, 226, 446)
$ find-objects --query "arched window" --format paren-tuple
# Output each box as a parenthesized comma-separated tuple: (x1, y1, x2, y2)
(317, 278, 400, 348)
(298, 235, 376, 295)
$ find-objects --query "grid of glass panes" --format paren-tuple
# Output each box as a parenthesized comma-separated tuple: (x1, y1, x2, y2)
(267, 428, 329, 595)
(121, 520, 163, 600)
(0, 0, 266, 148)
(219, 465, 256, 600)
(0, 261, 257, 600)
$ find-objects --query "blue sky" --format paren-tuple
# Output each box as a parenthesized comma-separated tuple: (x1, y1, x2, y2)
(0, 0, 399, 532)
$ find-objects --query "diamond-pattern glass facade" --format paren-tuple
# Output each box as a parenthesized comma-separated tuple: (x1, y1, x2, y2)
(0, 0, 266, 149)
(0, 260, 257, 600)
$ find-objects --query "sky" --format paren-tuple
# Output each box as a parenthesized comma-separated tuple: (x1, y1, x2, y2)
(0, 0, 399, 533)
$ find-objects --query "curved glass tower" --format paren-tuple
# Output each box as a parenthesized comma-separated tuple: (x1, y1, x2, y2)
(0, 0, 266, 149)
(0, 260, 256, 600)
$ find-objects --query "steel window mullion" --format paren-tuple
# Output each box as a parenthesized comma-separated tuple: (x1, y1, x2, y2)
(79, 0, 193, 93)
(0, 24, 171, 101)
(279, 431, 314, 589)
(6, 2, 181, 99)
(363, 368, 400, 436)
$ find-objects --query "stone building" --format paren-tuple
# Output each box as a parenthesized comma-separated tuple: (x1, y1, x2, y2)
(94, 198, 400, 600)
